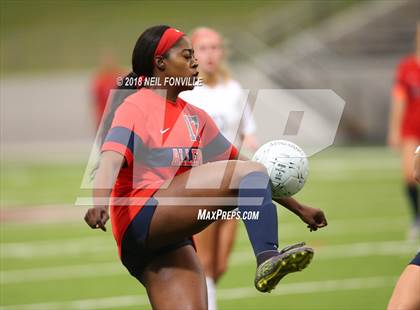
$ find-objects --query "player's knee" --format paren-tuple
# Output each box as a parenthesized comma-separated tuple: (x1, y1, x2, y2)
(245, 161, 267, 174)
(231, 161, 267, 188)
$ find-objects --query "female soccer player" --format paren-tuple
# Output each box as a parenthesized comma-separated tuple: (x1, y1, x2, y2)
(180, 27, 258, 309)
(84, 25, 328, 309)
(387, 23, 420, 240)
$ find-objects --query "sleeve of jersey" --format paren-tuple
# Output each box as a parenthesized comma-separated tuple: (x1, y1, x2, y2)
(101, 103, 139, 165)
(202, 112, 238, 162)
(393, 61, 408, 103)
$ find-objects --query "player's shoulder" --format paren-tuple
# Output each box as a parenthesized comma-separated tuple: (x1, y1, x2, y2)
(178, 96, 204, 112)
(223, 79, 244, 99)
(178, 89, 212, 112)
(178, 96, 210, 119)
(113, 89, 153, 119)
(225, 79, 242, 90)
(121, 88, 161, 112)
(178, 89, 198, 104)
(178, 85, 209, 105)
(397, 54, 417, 71)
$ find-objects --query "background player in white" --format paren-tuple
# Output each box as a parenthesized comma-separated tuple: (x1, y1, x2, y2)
(180, 27, 258, 310)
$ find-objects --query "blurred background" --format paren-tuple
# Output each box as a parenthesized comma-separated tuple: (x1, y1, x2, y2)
(1, 0, 419, 309)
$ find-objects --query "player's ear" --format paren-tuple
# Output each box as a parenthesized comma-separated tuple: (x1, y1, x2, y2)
(154, 56, 166, 71)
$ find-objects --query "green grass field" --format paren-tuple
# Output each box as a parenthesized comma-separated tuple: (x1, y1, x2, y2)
(1, 147, 418, 309)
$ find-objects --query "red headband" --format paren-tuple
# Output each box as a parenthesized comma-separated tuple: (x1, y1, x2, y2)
(154, 27, 185, 57)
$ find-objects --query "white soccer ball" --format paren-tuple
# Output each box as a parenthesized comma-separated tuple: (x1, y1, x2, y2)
(252, 140, 309, 198)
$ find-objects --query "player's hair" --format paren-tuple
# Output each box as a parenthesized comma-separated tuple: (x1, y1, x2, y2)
(120, 24, 172, 90)
(92, 25, 172, 177)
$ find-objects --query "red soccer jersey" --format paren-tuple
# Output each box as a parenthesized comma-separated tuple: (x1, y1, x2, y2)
(101, 88, 238, 256)
(394, 55, 420, 138)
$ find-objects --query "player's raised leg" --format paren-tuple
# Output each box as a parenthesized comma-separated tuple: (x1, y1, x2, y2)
(148, 160, 263, 247)
(148, 159, 315, 292)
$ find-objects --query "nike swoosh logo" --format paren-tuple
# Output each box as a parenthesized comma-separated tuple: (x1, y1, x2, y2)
(160, 128, 170, 134)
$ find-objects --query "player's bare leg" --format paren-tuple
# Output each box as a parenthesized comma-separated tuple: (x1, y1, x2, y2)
(388, 264, 420, 310)
(402, 138, 420, 240)
(140, 245, 207, 310)
(147, 160, 263, 248)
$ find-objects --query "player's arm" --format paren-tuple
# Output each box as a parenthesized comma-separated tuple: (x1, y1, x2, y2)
(84, 151, 125, 231)
(273, 196, 328, 232)
(387, 67, 407, 149)
(84, 101, 136, 232)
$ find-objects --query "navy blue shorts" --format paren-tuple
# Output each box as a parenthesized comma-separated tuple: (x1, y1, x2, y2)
(120, 197, 194, 284)
(409, 251, 420, 266)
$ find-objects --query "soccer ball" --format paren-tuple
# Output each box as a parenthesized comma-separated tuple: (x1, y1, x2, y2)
(252, 140, 309, 198)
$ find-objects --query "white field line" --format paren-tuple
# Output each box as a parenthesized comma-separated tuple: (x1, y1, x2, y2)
(230, 240, 420, 265)
(0, 275, 397, 310)
(0, 216, 411, 259)
(0, 236, 114, 259)
(0, 262, 124, 284)
(218, 275, 397, 300)
(0, 240, 417, 285)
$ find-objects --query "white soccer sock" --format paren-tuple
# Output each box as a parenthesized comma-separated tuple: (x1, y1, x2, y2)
(206, 276, 217, 310)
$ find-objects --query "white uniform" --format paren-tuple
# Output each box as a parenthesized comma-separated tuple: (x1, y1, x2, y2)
(180, 79, 256, 146)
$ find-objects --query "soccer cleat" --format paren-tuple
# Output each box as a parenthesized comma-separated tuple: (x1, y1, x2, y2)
(254, 243, 314, 293)
(278, 242, 306, 255)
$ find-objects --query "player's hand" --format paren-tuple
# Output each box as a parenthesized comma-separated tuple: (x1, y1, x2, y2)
(84, 206, 109, 232)
(298, 206, 328, 232)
